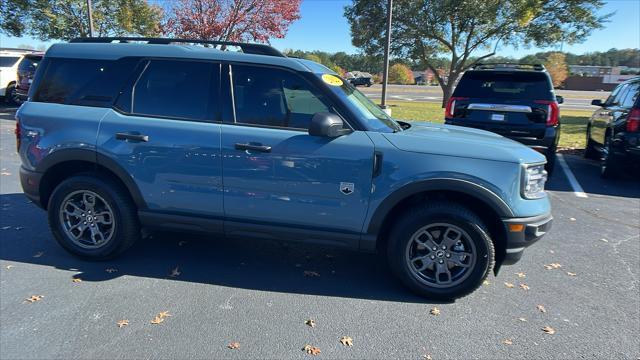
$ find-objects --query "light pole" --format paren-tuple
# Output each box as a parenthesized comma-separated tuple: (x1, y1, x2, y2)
(380, 0, 393, 115)
(87, 0, 95, 37)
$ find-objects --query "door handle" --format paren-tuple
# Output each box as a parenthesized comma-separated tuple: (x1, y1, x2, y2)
(115, 132, 149, 142)
(235, 143, 272, 152)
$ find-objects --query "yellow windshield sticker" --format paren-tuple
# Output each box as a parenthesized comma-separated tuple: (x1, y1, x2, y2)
(322, 74, 343, 86)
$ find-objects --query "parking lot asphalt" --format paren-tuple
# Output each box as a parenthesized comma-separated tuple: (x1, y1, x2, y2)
(1, 105, 638, 359)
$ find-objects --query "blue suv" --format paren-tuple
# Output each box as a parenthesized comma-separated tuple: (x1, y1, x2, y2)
(17, 38, 552, 299)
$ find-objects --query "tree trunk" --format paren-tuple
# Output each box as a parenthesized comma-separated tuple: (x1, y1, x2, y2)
(441, 82, 455, 108)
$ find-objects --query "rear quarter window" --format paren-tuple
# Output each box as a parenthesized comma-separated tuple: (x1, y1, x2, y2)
(32, 57, 140, 107)
(453, 71, 554, 100)
(18, 56, 42, 72)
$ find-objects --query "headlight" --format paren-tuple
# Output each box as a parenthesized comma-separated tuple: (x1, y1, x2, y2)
(522, 164, 547, 199)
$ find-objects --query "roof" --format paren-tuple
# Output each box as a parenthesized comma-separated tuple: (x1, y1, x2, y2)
(45, 42, 311, 72)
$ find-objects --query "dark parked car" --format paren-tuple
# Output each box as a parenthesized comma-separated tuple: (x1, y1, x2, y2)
(585, 77, 640, 177)
(445, 63, 562, 174)
(15, 53, 44, 103)
(348, 76, 373, 87)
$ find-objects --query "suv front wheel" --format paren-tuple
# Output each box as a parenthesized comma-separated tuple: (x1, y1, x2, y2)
(48, 175, 140, 259)
(387, 202, 494, 300)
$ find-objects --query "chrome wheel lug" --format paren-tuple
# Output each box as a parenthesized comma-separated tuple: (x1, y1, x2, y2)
(432, 247, 437, 251)
(438, 259, 444, 264)
(446, 253, 451, 258)
(442, 245, 446, 250)
(430, 255, 435, 260)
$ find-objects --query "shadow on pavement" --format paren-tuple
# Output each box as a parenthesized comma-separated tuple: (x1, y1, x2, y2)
(546, 154, 640, 198)
(0, 193, 438, 304)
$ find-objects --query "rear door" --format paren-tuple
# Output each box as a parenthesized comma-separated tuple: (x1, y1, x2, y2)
(450, 71, 555, 138)
(220, 64, 375, 246)
(97, 59, 224, 221)
(592, 83, 628, 144)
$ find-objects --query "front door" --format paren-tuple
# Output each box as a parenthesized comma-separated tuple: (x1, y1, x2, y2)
(221, 64, 375, 247)
(97, 59, 224, 219)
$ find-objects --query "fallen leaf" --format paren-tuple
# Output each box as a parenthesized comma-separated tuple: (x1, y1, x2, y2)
(503, 339, 513, 345)
(519, 283, 530, 291)
(600, 238, 609, 243)
(157, 311, 171, 318)
(72, 278, 82, 283)
(550, 263, 562, 269)
(569, 217, 576, 221)
(25, 295, 43, 303)
(482, 280, 491, 286)
(303, 271, 320, 277)
(504, 282, 515, 288)
(150, 316, 164, 325)
(537, 304, 547, 313)
(339, 336, 353, 346)
(116, 320, 129, 328)
(303, 345, 321, 355)
(423, 355, 433, 360)
(429, 307, 440, 316)
(542, 326, 556, 334)
(6, 265, 14, 269)
(169, 266, 181, 278)
(227, 342, 240, 349)
(33, 252, 44, 258)
(105, 268, 118, 273)
(305, 319, 316, 327)
(518, 317, 527, 322)
(567, 272, 577, 276)
(516, 272, 526, 278)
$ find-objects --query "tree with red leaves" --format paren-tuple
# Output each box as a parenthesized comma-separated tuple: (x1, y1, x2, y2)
(162, 0, 301, 43)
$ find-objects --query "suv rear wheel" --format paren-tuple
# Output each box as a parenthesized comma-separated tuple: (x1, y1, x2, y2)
(600, 134, 620, 179)
(48, 175, 140, 259)
(584, 126, 599, 159)
(387, 202, 494, 300)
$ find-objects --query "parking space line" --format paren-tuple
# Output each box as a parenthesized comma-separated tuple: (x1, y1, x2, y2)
(557, 154, 588, 198)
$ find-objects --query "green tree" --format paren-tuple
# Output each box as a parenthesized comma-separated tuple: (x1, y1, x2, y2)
(345, 0, 610, 106)
(0, 0, 163, 40)
(388, 63, 414, 84)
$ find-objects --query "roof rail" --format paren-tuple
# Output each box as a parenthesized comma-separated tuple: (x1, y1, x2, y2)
(69, 37, 285, 57)
(0, 48, 39, 53)
(472, 63, 546, 71)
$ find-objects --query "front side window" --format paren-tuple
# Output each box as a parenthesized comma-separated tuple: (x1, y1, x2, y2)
(231, 64, 331, 129)
(130, 60, 219, 121)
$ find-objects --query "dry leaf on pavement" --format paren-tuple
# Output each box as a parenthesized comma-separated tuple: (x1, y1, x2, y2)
(550, 263, 562, 268)
(150, 316, 164, 324)
(519, 283, 530, 291)
(482, 280, 490, 285)
(303, 271, 320, 277)
(227, 342, 240, 349)
(518, 317, 527, 322)
(25, 295, 43, 303)
(72, 278, 82, 283)
(339, 336, 353, 346)
(169, 266, 181, 278)
(158, 311, 171, 318)
(116, 320, 129, 328)
(6, 265, 14, 269)
(567, 272, 577, 276)
(504, 282, 515, 288)
(423, 355, 433, 360)
(537, 304, 547, 313)
(305, 319, 316, 327)
(303, 345, 321, 355)
(429, 307, 440, 316)
(516, 272, 526, 278)
(503, 339, 513, 345)
(542, 326, 556, 334)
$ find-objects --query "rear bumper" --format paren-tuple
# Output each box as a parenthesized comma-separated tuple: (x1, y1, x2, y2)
(19, 166, 44, 208)
(501, 213, 553, 265)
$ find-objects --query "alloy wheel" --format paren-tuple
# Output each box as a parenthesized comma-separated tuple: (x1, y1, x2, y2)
(59, 190, 116, 249)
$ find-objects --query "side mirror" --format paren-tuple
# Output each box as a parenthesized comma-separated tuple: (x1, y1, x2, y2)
(591, 99, 604, 107)
(555, 95, 564, 104)
(309, 112, 351, 137)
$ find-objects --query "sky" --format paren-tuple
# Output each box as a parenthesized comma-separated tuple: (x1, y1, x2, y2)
(1, 0, 638, 58)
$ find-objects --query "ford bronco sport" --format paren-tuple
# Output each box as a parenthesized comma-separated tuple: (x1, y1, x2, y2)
(17, 38, 552, 300)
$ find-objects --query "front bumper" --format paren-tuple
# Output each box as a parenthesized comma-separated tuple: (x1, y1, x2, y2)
(20, 166, 44, 208)
(501, 213, 553, 265)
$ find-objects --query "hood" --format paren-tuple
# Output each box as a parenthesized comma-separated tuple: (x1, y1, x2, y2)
(382, 122, 546, 164)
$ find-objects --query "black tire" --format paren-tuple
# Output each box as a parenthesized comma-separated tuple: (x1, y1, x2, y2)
(545, 150, 556, 175)
(4, 83, 16, 105)
(387, 202, 495, 300)
(584, 126, 598, 159)
(600, 134, 620, 179)
(47, 174, 140, 260)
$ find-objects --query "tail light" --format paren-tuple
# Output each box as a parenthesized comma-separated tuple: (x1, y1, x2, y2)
(534, 100, 559, 126)
(627, 108, 640, 132)
(15, 116, 21, 152)
(445, 97, 468, 118)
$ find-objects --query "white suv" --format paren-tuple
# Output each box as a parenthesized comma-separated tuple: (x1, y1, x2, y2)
(1, 48, 35, 104)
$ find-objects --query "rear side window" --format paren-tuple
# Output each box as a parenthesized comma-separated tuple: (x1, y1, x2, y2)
(454, 71, 553, 100)
(231, 64, 331, 129)
(620, 82, 639, 108)
(126, 60, 219, 121)
(33, 58, 140, 106)
(18, 56, 41, 72)
(0, 56, 20, 67)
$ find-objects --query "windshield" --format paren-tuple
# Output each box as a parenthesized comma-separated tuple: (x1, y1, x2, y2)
(318, 74, 402, 132)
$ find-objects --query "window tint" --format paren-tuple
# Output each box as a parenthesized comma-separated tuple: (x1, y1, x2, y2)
(621, 83, 639, 108)
(130, 60, 218, 121)
(454, 71, 553, 100)
(33, 58, 139, 106)
(18, 55, 42, 72)
(606, 83, 626, 105)
(0, 56, 20, 67)
(232, 64, 331, 129)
